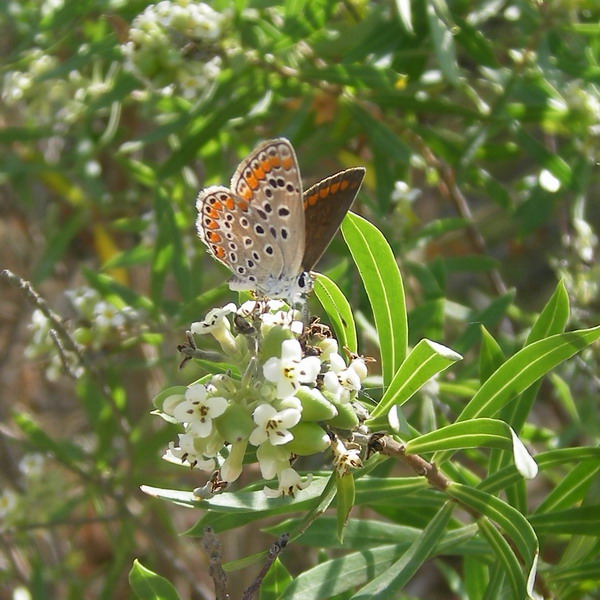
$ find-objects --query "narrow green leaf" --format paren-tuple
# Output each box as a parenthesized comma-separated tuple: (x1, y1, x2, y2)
(529, 506, 600, 536)
(260, 557, 293, 600)
(426, 2, 459, 84)
(350, 501, 454, 599)
(477, 518, 527, 599)
(129, 560, 180, 600)
(366, 339, 462, 427)
(341, 212, 407, 386)
(513, 125, 572, 186)
(152, 188, 192, 304)
(405, 418, 513, 454)
(533, 460, 600, 514)
(479, 326, 505, 383)
(336, 474, 356, 542)
(456, 326, 600, 424)
(313, 273, 357, 352)
(447, 483, 538, 568)
(395, 0, 413, 33)
(526, 279, 569, 344)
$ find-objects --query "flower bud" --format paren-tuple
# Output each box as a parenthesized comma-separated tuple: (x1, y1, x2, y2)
(284, 422, 330, 456)
(294, 387, 337, 421)
(214, 402, 254, 443)
(322, 392, 359, 430)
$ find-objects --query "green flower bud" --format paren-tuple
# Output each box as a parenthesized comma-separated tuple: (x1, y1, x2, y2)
(73, 327, 93, 345)
(284, 421, 330, 456)
(215, 402, 254, 443)
(294, 387, 337, 421)
(260, 325, 295, 362)
(322, 393, 359, 430)
(153, 386, 187, 412)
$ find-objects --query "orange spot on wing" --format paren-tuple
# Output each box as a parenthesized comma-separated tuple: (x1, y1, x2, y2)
(307, 192, 319, 206)
(282, 156, 293, 170)
(207, 232, 221, 243)
(240, 187, 253, 201)
(212, 200, 223, 211)
(261, 158, 272, 172)
(238, 200, 249, 211)
(330, 182, 341, 194)
(252, 166, 265, 181)
(206, 219, 219, 230)
(340, 180, 350, 191)
(225, 197, 235, 210)
(269, 155, 281, 168)
(319, 186, 330, 199)
(247, 173, 258, 189)
(214, 246, 225, 259)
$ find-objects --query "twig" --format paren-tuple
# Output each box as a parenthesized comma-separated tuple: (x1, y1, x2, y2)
(242, 533, 289, 600)
(201, 527, 230, 600)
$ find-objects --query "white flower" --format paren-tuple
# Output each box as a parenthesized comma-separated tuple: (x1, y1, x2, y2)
(0, 488, 19, 518)
(318, 337, 339, 360)
(263, 467, 313, 498)
(263, 339, 321, 399)
(331, 437, 362, 476)
(19, 453, 45, 477)
(172, 384, 227, 437)
(256, 442, 292, 480)
(323, 353, 363, 403)
(94, 301, 125, 329)
(221, 439, 247, 483)
(249, 404, 301, 447)
(191, 303, 237, 354)
(164, 434, 215, 471)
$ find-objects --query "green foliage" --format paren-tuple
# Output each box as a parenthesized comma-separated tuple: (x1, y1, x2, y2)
(1, 1, 599, 599)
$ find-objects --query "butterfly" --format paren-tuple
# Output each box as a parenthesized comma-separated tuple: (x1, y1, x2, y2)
(196, 138, 365, 304)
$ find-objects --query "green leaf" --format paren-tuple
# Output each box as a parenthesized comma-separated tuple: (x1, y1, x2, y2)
(313, 273, 357, 352)
(151, 188, 192, 305)
(477, 518, 527, 599)
(447, 483, 538, 568)
(529, 506, 600, 536)
(129, 559, 180, 600)
(405, 418, 514, 453)
(533, 460, 600, 514)
(366, 339, 462, 428)
(479, 326, 505, 383)
(395, 0, 413, 33)
(453, 325, 600, 424)
(426, 2, 459, 84)
(513, 124, 572, 187)
(350, 501, 454, 598)
(526, 279, 569, 344)
(341, 212, 407, 386)
(336, 474, 356, 542)
(259, 557, 293, 600)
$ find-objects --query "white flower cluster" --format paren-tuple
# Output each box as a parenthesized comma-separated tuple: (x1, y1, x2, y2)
(2, 47, 117, 132)
(121, 0, 226, 100)
(156, 301, 368, 498)
(25, 286, 144, 381)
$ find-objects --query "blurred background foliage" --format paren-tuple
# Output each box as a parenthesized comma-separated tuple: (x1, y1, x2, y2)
(1, 0, 599, 598)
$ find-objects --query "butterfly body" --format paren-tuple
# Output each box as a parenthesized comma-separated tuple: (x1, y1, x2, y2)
(196, 138, 365, 304)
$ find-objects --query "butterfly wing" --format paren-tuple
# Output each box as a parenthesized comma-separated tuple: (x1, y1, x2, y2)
(229, 138, 305, 279)
(301, 167, 365, 271)
(196, 186, 289, 293)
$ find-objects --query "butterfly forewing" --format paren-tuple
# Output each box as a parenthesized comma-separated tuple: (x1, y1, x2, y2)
(301, 167, 365, 271)
(229, 138, 305, 279)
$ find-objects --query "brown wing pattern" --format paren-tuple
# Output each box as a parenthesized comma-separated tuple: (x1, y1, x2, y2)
(301, 167, 365, 271)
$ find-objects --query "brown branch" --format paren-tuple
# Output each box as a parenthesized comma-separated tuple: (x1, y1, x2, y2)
(242, 533, 289, 600)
